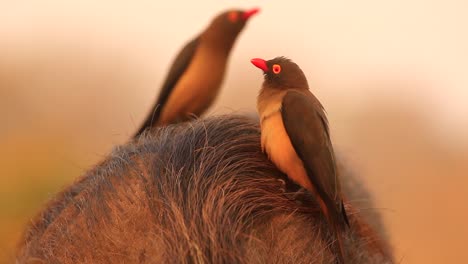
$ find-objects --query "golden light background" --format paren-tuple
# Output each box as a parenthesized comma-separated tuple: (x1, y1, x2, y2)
(1, 1, 467, 263)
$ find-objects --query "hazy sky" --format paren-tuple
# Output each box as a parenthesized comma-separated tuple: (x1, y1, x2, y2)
(1, 0, 467, 143)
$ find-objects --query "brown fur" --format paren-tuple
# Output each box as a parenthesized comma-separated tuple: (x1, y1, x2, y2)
(16, 115, 393, 263)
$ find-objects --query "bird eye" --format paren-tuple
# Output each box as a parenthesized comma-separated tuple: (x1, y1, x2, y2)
(272, 64, 281, 74)
(228, 11, 238, 23)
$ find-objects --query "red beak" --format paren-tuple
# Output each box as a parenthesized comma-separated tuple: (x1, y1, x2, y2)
(251, 58, 268, 72)
(242, 8, 260, 21)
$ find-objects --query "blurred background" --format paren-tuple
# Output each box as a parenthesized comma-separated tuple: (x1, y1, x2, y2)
(1, 0, 467, 263)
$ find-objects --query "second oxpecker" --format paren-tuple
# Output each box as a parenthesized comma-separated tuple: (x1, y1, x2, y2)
(134, 8, 260, 137)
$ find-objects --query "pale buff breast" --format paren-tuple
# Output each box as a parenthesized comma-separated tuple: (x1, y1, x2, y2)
(260, 110, 313, 191)
(158, 45, 227, 125)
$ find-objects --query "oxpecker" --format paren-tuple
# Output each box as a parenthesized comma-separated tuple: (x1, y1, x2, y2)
(251, 57, 349, 263)
(134, 8, 260, 137)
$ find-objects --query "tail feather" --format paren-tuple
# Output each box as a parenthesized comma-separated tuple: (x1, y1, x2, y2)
(341, 201, 350, 228)
(320, 198, 348, 264)
(330, 216, 347, 264)
(134, 104, 162, 138)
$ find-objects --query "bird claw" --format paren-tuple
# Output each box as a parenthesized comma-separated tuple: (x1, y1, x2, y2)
(276, 178, 286, 192)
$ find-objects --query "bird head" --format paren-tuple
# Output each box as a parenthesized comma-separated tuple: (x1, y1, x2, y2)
(251, 57, 309, 90)
(204, 8, 260, 50)
(216, 8, 259, 31)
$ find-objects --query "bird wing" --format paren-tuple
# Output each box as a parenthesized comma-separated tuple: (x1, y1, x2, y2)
(281, 90, 342, 208)
(134, 36, 200, 137)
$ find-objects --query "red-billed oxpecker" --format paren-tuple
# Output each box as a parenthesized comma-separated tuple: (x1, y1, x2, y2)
(251, 57, 350, 263)
(134, 8, 260, 137)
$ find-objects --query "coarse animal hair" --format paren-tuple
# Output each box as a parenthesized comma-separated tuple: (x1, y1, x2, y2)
(16, 115, 393, 264)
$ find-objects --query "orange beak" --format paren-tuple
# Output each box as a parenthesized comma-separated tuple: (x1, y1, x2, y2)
(242, 8, 260, 21)
(251, 58, 268, 72)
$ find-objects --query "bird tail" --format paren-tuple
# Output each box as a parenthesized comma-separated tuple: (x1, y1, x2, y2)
(320, 199, 349, 264)
(330, 214, 347, 264)
(342, 202, 350, 227)
(134, 104, 162, 138)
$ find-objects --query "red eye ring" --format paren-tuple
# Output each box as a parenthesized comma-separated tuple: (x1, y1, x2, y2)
(228, 12, 238, 22)
(272, 64, 281, 74)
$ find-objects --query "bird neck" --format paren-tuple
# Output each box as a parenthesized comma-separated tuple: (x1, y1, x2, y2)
(257, 88, 287, 122)
(200, 30, 238, 57)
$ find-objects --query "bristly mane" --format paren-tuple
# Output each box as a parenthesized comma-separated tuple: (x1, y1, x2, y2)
(17, 115, 393, 264)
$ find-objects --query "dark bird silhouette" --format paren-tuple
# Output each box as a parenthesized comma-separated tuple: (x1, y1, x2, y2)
(251, 57, 350, 263)
(134, 8, 260, 137)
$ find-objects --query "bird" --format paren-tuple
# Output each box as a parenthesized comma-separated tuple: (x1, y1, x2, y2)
(251, 56, 349, 263)
(134, 8, 260, 137)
